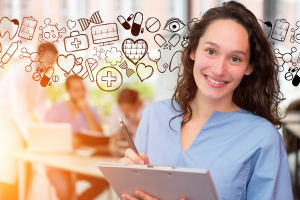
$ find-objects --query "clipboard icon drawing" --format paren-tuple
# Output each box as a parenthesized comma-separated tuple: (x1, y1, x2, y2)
(97, 162, 219, 200)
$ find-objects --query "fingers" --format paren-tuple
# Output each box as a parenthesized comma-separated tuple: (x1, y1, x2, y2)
(119, 157, 135, 166)
(125, 148, 145, 164)
(139, 152, 150, 164)
(122, 191, 185, 200)
(122, 193, 139, 200)
(119, 149, 150, 166)
(134, 190, 158, 200)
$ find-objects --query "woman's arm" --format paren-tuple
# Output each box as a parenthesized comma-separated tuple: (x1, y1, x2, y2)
(246, 123, 293, 199)
(77, 99, 103, 133)
(246, 151, 293, 199)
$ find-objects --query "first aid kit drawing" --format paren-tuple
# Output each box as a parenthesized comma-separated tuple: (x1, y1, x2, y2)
(64, 31, 89, 53)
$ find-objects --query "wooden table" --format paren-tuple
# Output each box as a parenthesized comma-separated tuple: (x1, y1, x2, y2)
(12, 150, 121, 200)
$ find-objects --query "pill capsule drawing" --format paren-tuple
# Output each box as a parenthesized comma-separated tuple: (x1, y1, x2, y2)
(169, 34, 181, 47)
(131, 12, 143, 36)
(154, 34, 167, 47)
(127, 14, 134, 21)
(40, 67, 54, 87)
(117, 15, 131, 30)
(292, 68, 300, 87)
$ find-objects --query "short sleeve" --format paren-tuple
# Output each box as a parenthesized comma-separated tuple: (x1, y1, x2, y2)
(134, 105, 151, 155)
(246, 123, 293, 199)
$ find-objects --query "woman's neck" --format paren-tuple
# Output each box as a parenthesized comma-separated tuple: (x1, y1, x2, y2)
(190, 90, 240, 120)
(65, 99, 79, 117)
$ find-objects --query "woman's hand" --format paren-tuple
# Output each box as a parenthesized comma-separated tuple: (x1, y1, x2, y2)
(121, 190, 186, 200)
(119, 148, 150, 165)
(119, 150, 186, 200)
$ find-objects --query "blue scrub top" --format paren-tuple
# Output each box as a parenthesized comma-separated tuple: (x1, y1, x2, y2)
(132, 99, 293, 200)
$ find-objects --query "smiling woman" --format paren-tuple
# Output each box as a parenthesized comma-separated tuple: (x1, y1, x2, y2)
(118, 1, 293, 200)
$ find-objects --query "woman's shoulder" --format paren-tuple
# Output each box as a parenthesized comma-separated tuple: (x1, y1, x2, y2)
(233, 109, 283, 150)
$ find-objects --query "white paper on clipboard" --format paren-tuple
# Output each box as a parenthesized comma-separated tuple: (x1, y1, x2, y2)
(97, 162, 219, 200)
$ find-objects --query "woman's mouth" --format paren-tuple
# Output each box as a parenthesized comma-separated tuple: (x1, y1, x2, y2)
(204, 75, 229, 88)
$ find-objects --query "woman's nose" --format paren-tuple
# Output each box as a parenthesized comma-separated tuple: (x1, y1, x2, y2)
(212, 58, 227, 76)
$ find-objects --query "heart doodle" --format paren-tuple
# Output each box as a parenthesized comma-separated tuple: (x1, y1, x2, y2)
(136, 63, 153, 82)
(72, 57, 84, 75)
(122, 38, 148, 66)
(57, 54, 76, 77)
(76, 57, 83, 65)
(67, 20, 76, 30)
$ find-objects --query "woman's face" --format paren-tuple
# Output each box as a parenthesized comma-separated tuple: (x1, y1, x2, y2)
(67, 79, 86, 101)
(190, 19, 252, 101)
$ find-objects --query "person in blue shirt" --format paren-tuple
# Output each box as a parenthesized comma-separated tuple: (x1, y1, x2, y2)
(119, 1, 293, 200)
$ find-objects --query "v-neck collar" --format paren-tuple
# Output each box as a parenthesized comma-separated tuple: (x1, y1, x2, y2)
(63, 102, 80, 121)
(170, 100, 247, 133)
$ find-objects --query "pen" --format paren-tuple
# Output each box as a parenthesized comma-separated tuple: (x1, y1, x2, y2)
(119, 118, 139, 155)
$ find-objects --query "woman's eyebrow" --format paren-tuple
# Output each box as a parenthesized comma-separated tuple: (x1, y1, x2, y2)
(204, 41, 246, 56)
(204, 41, 219, 47)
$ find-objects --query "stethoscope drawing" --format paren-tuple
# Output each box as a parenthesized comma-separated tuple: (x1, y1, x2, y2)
(147, 49, 168, 73)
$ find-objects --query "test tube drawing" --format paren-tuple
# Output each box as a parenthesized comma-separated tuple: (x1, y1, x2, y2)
(0, 40, 21, 68)
(40, 67, 54, 87)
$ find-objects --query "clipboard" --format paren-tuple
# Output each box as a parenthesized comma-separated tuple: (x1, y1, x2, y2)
(97, 162, 219, 200)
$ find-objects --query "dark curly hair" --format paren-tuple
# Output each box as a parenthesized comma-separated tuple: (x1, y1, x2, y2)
(170, 1, 285, 129)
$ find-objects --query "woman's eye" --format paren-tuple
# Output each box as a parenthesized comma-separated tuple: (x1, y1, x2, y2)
(206, 49, 215, 55)
(231, 57, 241, 62)
(163, 18, 186, 32)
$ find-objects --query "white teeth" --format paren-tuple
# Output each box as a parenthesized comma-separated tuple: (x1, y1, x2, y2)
(206, 76, 226, 84)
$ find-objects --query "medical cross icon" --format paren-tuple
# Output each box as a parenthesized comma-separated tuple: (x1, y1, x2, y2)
(101, 71, 117, 87)
(71, 38, 81, 49)
(96, 66, 123, 92)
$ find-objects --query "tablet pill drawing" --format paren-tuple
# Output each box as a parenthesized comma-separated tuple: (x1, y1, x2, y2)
(131, 12, 143, 36)
(146, 17, 161, 33)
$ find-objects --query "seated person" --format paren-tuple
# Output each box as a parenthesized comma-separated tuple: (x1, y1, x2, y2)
(109, 88, 149, 142)
(44, 75, 109, 200)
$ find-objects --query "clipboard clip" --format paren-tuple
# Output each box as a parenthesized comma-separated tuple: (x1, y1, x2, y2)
(130, 164, 174, 169)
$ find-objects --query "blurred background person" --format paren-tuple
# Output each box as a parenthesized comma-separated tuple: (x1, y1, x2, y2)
(0, 43, 58, 200)
(44, 75, 109, 200)
(109, 88, 150, 142)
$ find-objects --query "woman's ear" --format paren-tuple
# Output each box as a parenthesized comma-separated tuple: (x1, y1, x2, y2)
(245, 65, 253, 76)
(190, 50, 195, 61)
